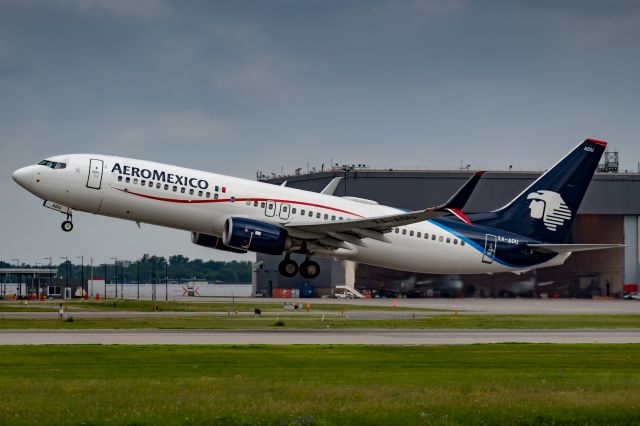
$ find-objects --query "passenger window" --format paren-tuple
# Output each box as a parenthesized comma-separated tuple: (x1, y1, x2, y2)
(261, 202, 265, 208)
(324, 214, 329, 220)
(206, 192, 211, 198)
(133, 178, 138, 184)
(316, 213, 321, 218)
(339, 217, 343, 220)
(446, 237, 451, 243)
(149, 181, 153, 187)
(308, 211, 313, 217)
(425, 233, 429, 239)
(181, 187, 186, 194)
(301, 209, 305, 215)
(402, 229, 407, 235)
(283, 206, 288, 212)
(214, 194, 219, 199)
(198, 191, 203, 197)
(292, 208, 297, 214)
(141, 180, 145, 186)
(461, 240, 466, 246)
(417, 232, 421, 238)
(409, 230, 414, 236)
(118, 176, 122, 182)
(164, 184, 169, 190)
(173, 186, 177, 192)
(439, 236, 443, 242)
(331, 215, 335, 220)
(254, 201, 259, 207)
(190, 188, 194, 195)
(454, 239, 458, 245)
(431, 235, 436, 241)
(125, 177, 130, 183)
(395, 228, 399, 233)
(156, 183, 161, 189)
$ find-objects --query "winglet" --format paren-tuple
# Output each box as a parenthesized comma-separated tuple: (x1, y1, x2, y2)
(321, 177, 343, 195)
(440, 171, 485, 210)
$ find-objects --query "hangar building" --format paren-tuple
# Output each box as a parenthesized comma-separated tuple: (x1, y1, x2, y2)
(254, 160, 640, 298)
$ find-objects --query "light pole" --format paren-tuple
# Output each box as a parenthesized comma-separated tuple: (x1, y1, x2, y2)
(110, 257, 117, 300)
(11, 258, 18, 296)
(34, 261, 39, 298)
(59, 256, 68, 298)
(77, 256, 84, 299)
(44, 257, 52, 298)
(151, 256, 157, 301)
(137, 260, 140, 301)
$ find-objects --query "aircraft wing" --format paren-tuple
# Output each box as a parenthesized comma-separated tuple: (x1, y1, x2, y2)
(284, 171, 484, 247)
(527, 243, 624, 254)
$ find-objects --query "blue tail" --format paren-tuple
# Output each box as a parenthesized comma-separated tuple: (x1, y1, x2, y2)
(474, 139, 607, 243)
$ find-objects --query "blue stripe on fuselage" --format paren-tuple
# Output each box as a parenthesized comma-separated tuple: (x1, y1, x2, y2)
(428, 219, 518, 268)
(428, 217, 556, 269)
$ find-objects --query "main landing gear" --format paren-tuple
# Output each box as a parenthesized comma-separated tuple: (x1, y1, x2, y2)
(278, 254, 320, 279)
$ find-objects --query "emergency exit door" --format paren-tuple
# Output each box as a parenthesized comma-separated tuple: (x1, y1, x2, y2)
(87, 159, 104, 189)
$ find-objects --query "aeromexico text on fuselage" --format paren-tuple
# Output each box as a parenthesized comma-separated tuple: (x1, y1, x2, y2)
(111, 163, 209, 190)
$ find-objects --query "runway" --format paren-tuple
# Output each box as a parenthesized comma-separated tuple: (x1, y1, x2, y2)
(1, 329, 639, 345)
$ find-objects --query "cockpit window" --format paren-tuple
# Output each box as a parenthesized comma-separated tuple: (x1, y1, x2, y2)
(38, 160, 66, 169)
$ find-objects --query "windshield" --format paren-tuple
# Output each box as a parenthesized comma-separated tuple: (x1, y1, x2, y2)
(38, 160, 66, 169)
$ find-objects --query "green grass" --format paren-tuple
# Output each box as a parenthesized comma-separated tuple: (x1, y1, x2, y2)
(2, 314, 640, 329)
(0, 344, 638, 425)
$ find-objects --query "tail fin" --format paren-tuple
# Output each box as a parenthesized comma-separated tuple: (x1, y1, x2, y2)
(478, 139, 607, 243)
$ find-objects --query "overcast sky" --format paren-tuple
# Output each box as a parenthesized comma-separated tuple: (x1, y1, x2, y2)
(2, 0, 639, 266)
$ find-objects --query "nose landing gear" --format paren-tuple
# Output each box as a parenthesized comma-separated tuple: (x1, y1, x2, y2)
(61, 213, 73, 232)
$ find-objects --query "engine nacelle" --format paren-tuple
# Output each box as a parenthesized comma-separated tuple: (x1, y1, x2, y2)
(223, 217, 290, 255)
(191, 232, 248, 254)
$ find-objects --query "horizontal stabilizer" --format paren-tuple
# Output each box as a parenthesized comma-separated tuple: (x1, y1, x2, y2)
(527, 243, 624, 254)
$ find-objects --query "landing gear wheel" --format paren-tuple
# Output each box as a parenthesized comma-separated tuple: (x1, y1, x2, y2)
(300, 260, 320, 279)
(61, 221, 73, 232)
(278, 258, 298, 277)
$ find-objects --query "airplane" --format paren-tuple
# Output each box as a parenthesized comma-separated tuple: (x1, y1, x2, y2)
(12, 138, 622, 279)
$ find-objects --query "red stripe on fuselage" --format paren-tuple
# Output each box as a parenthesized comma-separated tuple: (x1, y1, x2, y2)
(115, 188, 365, 218)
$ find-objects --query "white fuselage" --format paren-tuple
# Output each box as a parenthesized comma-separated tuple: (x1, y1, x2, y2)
(13, 154, 567, 274)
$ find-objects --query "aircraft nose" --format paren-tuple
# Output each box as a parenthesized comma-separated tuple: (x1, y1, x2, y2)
(12, 166, 35, 190)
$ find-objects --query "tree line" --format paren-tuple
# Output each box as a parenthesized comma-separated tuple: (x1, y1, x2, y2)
(0, 255, 252, 283)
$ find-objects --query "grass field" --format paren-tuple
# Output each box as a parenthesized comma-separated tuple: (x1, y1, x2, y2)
(0, 344, 638, 425)
(2, 314, 640, 330)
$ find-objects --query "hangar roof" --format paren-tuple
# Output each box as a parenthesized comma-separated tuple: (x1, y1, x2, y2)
(264, 170, 640, 215)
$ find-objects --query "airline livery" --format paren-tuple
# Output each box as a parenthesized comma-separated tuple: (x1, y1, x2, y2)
(12, 139, 621, 278)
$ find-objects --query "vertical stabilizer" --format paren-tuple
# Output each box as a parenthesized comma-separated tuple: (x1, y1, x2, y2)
(477, 139, 607, 243)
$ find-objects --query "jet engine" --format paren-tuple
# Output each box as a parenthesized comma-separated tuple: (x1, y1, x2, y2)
(223, 217, 290, 255)
(191, 232, 248, 254)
